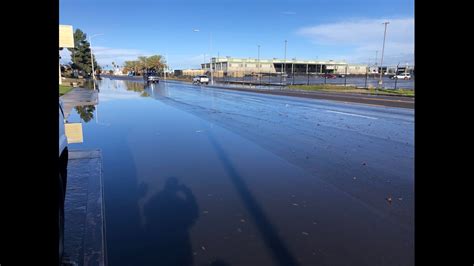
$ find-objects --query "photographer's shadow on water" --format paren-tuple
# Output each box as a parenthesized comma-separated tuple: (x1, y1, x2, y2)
(141, 177, 199, 266)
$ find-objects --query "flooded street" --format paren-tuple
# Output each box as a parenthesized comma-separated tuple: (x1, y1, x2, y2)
(67, 78, 414, 266)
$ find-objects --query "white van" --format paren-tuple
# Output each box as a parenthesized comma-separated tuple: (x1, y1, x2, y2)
(392, 73, 411, 80)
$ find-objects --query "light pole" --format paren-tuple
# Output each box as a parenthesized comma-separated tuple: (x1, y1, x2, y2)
(89, 33, 104, 90)
(257, 44, 260, 84)
(284, 40, 287, 76)
(193, 29, 213, 85)
(164, 53, 167, 80)
(394, 62, 400, 90)
(209, 32, 213, 85)
(378, 22, 389, 87)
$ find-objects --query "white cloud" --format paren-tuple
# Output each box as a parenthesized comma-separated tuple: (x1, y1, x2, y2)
(92, 46, 151, 66)
(296, 18, 414, 65)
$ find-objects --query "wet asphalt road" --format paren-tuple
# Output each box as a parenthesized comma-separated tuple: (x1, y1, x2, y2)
(69, 78, 414, 266)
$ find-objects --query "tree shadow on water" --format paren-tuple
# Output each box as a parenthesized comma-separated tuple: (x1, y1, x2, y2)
(141, 177, 199, 266)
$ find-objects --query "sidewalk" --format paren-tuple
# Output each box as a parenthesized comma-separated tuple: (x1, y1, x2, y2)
(60, 88, 98, 119)
(63, 149, 106, 266)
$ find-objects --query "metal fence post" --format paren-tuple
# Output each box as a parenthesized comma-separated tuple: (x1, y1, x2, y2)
(365, 68, 368, 89)
(394, 63, 400, 90)
(344, 65, 347, 86)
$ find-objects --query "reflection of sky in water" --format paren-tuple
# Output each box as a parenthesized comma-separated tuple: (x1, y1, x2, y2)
(71, 77, 414, 266)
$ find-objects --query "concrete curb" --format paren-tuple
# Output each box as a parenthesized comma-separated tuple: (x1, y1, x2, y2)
(64, 149, 106, 266)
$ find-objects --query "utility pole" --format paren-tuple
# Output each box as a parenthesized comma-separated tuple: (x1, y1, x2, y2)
(89, 34, 104, 90)
(284, 40, 287, 75)
(209, 32, 213, 85)
(379, 22, 389, 87)
(394, 62, 400, 90)
(257, 44, 260, 84)
(90, 38, 96, 90)
(164, 53, 167, 80)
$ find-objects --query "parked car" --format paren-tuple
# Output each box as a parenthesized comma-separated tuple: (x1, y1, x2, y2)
(321, 73, 337, 79)
(59, 100, 69, 264)
(193, 75, 210, 85)
(391, 73, 411, 80)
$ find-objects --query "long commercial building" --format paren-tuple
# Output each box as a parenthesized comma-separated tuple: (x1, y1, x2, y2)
(200, 57, 368, 77)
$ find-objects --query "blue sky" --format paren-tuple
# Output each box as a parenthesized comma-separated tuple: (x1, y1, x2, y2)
(60, 0, 414, 69)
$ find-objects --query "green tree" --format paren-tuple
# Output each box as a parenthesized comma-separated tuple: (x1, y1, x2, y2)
(67, 29, 100, 76)
(146, 55, 167, 73)
(124, 55, 167, 75)
(137, 56, 148, 73)
(124, 60, 140, 74)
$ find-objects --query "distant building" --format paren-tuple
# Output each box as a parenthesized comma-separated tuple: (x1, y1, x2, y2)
(200, 57, 369, 77)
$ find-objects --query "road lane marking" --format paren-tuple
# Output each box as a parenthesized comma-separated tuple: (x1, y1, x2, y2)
(325, 110, 378, 119)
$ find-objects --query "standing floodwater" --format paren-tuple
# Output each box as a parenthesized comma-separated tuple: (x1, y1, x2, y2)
(68, 78, 414, 266)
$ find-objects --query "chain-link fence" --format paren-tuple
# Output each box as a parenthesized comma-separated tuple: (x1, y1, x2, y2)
(210, 68, 414, 90)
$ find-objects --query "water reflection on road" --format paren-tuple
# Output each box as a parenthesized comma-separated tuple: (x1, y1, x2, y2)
(69, 78, 414, 266)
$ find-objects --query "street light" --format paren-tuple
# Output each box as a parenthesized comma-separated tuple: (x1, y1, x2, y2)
(89, 33, 104, 90)
(193, 29, 213, 85)
(378, 22, 389, 87)
(257, 44, 260, 84)
(284, 40, 287, 76)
